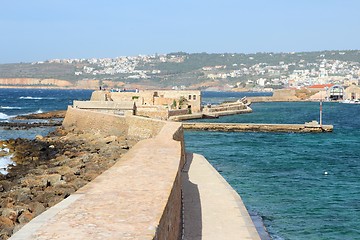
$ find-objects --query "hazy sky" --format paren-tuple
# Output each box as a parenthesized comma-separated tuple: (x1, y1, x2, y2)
(1, 0, 359, 63)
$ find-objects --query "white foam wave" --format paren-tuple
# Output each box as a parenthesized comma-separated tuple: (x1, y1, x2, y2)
(0, 106, 22, 109)
(0, 154, 15, 175)
(0, 112, 10, 119)
(19, 96, 56, 100)
(35, 109, 43, 114)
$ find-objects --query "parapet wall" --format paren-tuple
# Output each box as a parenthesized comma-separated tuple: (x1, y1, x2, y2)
(11, 108, 185, 240)
(63, 106, 166, 140)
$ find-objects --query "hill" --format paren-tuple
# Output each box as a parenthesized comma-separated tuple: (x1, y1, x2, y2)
(0, 50, 359, 89)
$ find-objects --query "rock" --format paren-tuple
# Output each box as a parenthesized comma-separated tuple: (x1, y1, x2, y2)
(47, 196, 64, 208)
(1, 208, 17, 222)
(0, 216, 14, 238)
(43, 174, 64, 187)
(33, 191, 55, 204)
(35, 135, 44, 140)
(20, 176, 47, 188)
(14, 188, 32, 203)
(17, 210, 33, 224)
(0, 197, 15, 208)
(0, 180, 12, 192)
(28, 202, 46, 217)
(0, 127, 133, 238)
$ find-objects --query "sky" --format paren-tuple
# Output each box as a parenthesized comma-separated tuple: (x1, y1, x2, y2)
(1, 0, 359, 63)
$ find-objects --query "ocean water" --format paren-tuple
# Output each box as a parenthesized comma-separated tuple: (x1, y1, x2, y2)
(185, 92, 360, 239)
(0, 88, 92, 140)
(1, 89, 359, 239)
(0, 88, 92, 173)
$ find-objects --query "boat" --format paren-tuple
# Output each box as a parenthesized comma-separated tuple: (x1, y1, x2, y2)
(340, 99, 360, 104)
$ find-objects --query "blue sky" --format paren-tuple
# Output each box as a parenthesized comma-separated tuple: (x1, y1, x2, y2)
(1, 0, 359, 63)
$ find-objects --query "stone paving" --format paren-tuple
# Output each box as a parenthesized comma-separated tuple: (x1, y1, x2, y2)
(182, 153, 261, 240)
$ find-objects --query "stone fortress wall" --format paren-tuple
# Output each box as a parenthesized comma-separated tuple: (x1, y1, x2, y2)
(11, 107, 185, 240)
(11, 106, 262, 240)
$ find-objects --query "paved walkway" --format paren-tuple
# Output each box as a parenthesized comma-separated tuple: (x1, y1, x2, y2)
(182, 153, 262, 240)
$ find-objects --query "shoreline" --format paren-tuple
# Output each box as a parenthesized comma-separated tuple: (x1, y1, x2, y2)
(0, 127, 135, 238)
(0, 86, 96, 90)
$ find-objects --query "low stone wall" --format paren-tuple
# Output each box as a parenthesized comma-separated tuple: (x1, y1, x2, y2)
(136, 106, 169, 120)
(12, 108, 185, 240)
(168, 109, 189, 117)
(62, 107, 166, 140)
(62, 106, 128, 136)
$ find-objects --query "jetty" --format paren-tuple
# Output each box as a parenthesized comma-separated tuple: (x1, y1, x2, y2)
(183, 121, 333, 133)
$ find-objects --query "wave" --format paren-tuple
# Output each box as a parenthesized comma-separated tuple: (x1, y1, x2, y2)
(0, 106, 22, 110)
(0, 112, 10, 119)
(0, 154, 15, 175)
(19, 96, 56, 100)
(35, 109, 43, 114)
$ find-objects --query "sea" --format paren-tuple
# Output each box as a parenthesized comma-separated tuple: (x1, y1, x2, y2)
(186, 91, 360, 240)
(0, 88, 92, 173)
(1, 89, 359, 239)
(0, 88, 93, 140)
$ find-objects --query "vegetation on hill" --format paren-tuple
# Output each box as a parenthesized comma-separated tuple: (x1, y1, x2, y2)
(0, 50, 359, 88)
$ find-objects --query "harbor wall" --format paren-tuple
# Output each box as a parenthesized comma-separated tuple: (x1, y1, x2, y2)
(63, 106, 166, 140)
(12, 108, 185, 239)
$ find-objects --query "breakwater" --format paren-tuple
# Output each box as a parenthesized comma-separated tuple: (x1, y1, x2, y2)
(10, 107, 261, 239)
(183, 122, 333, 133)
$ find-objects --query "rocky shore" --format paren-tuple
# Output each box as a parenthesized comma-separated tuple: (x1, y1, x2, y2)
(0, 126, 135, 239)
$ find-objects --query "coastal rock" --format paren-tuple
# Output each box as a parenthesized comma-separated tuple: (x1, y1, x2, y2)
(0, 216, 14, 238)
(17, 210, 33, 224)
(0, 125, 135, 237)
(43, 174, 64, 187)
(13, 188, 32, 203)
(28, 202, 46, 217)
(0, 180, 12, 192)
(1, 208, 17, 222)
(0, 197, 15, 209)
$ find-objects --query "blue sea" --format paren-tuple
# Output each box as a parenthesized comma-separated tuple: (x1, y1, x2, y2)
(186, 92, 360, 240)
(1, 89, 359, 239)
(0, 88, 92, 140)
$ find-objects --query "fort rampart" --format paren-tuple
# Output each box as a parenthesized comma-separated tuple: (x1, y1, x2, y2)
(11, 107, 185, 239)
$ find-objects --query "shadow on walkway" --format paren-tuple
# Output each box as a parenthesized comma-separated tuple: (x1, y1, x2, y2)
(182, 152, 202, 240)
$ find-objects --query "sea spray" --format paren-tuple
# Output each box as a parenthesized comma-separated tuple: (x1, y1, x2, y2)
(0, 154, 15, 175)
(0, 112, 10, 119)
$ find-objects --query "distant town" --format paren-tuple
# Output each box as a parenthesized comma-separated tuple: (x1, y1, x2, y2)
(0, 50, 359, 90)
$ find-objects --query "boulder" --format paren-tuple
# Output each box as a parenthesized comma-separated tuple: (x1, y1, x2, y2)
(28, 202, 46, 217)
(1, 208, 17, 222)
(17, 210, 33, 224)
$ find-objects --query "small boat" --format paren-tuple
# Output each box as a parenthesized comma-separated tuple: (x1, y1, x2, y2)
(340, 99, 360, 104)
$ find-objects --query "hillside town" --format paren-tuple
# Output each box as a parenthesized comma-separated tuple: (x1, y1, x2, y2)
(1, 51, 360, 91)
(40, 51, 360, 90)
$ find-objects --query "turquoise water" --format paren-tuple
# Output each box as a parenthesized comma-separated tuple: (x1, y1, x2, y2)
(1, 89, 359, 239)
(185, 97, 360, 239)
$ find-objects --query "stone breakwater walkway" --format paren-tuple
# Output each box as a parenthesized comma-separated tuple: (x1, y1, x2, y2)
(182, 153, 262, 240)
(183, 122, 333, 133)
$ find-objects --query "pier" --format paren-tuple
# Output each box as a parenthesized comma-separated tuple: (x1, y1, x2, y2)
(183, 121, 333, 133)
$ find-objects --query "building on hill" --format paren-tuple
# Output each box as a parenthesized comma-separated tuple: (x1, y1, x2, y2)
(344, 84, 360, 100)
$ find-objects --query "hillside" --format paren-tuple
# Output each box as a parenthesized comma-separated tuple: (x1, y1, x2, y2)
(0, 50, 359, 89)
